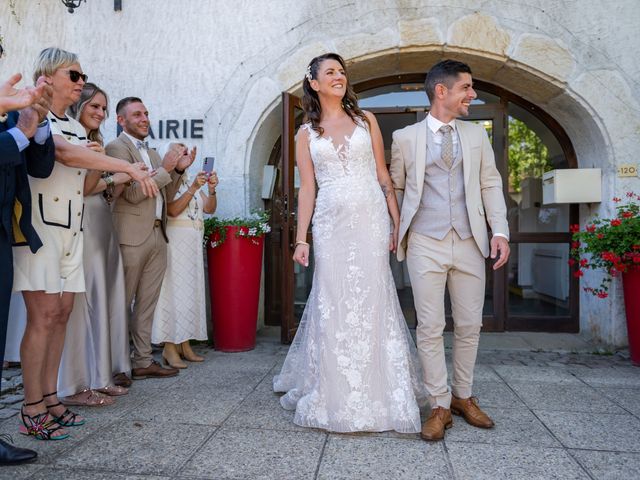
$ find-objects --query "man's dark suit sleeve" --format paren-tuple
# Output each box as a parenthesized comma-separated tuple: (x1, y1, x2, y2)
(25, 133, 55, 178)
(0, 130, 22, 167)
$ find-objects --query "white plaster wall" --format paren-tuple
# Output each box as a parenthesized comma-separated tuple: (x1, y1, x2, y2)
(1, 0, 638, 345)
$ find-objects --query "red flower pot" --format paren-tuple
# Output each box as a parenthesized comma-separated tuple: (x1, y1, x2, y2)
(206, 226, 264, 352)
(622, 266, 640, 366)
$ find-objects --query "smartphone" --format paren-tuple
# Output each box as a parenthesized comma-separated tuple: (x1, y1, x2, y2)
(203, 156, 215, 174)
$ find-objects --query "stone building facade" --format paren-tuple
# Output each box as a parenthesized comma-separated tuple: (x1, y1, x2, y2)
(1, 0, 638, 346)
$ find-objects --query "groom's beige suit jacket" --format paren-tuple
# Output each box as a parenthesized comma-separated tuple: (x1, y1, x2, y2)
(390, 117, 508, 261)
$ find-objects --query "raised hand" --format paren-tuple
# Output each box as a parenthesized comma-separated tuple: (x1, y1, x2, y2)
(0, 73, 44, 113)
(129, 162, 159, 197)
(162, 147, 180, 172)
(207, 170, 219, 192)
(32, 76, 53, 123)
(191, 172, 207, 190)
(16, 105, 40, 138)
(177, 146, 197, 171)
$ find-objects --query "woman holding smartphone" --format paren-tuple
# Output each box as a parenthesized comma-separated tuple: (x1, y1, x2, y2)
(151, 143, 218, 368)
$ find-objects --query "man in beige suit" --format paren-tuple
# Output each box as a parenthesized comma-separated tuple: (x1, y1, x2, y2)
(106, 97, 193, 380)
(390, 60, 510, 441)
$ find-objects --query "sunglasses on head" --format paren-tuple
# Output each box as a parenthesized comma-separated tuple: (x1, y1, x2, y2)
(67, 70, 88, 83)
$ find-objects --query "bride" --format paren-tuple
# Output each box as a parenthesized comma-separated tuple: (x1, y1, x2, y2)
(273, 53, 426, 433)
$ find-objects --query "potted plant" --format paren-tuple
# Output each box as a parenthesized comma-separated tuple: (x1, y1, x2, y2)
(203, 211, 271, 352)
(570, 192, 640, 365)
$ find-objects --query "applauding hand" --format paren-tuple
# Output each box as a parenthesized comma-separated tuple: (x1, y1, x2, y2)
(0, 73, 46, 114)
(177, 146, 197, 172)
(129, 162, 159, 197)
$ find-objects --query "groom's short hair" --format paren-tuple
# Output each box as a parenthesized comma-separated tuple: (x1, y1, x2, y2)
(425, 60, 473, 103)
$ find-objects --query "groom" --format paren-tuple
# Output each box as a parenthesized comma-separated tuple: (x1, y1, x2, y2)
(390, 59, 510, 441)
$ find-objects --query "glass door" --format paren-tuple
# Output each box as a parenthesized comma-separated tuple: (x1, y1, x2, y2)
(280, 92, 304, 343)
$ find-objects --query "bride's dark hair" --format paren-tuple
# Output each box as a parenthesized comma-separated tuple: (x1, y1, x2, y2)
(302, 53, 368, 135)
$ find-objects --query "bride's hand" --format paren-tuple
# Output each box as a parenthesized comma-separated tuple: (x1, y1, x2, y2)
(389, 227, 399, 253)
(292, 244, 310, 267)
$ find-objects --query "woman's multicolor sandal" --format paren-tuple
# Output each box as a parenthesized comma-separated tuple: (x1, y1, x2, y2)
(19, 398, 69, 440)
(43, 391, 85, 427)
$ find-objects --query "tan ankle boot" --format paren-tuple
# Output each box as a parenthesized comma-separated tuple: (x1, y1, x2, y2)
(162, 343, 187, 369)
(180, 341, 204, 362)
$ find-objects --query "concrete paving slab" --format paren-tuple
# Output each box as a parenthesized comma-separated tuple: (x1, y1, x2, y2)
(471, 364, 504, 382)
(493, 365, 583, 385)
(445, 406, 561, 447)
(520, 333, 594, 352)
(447, 442, 588, 479)
(181, 426, 325, 479)
(126, 383, 249, 426)
(597, 387, 640, 416)
(509, 382, 627, 414)
(536, 410, 640, 451)
(40, 469, 172, 480)
(53, 419, 214, 475)
(568, 366, 640, 388)
(570, 449, 640, 480)
(225, 386, 308, 432)
(317, 435, 451, 479)
(0, 463, 44, 479)
(471, 381, 527, 410)
(473, 333, 532, 350)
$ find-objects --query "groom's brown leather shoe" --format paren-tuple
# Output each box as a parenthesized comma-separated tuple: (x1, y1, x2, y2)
(450, 395, 494, 428)
(420, 407, 453, 441)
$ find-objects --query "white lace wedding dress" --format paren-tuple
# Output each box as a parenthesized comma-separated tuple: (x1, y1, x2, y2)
(273, 120, 427, 433)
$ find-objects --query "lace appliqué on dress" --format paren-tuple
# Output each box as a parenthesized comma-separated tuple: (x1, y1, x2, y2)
(273, 121, 427, 433)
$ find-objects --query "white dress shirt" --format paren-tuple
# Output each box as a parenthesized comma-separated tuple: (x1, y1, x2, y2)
(123, 131, 163, 219)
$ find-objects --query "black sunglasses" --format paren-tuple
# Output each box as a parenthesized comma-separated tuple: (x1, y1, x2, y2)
(67, 70, 88, 83)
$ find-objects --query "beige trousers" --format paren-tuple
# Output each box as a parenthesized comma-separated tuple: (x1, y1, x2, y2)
(406, 229, 485, 408)
(120, 226, 167, 369)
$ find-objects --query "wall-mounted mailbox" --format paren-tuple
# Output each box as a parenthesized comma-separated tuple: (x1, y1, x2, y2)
(542, 168, 601, 204)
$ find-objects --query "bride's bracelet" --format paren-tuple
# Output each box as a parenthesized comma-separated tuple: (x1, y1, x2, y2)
(295, 240, 309, 247)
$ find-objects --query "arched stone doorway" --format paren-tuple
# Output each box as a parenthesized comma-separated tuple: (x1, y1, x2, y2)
(247, 48, 610, 342)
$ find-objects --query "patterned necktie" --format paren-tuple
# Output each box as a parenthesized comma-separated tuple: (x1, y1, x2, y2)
(439, 125, 453, 169)
(136, 140, 149, 150)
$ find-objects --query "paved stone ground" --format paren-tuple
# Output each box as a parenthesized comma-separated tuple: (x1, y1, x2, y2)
(0, 329, 639, 479)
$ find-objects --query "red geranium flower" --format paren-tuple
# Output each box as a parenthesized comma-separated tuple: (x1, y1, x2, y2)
(568, 258, 576, 267)
(570, 224, 580, 233)
(570, 192, 639, 298)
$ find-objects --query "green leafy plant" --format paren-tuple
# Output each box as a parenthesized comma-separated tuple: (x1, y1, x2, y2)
(203, 210, 271, 248)
(570, 192, 640, 298)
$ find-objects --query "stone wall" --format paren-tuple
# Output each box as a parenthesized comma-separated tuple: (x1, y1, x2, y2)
(1, 0, 638, 345)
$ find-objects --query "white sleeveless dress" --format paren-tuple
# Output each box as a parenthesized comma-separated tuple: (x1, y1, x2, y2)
(273, 120, 427, 433)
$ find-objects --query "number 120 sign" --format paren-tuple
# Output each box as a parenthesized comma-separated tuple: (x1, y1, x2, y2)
(617, 164, 638, 177)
